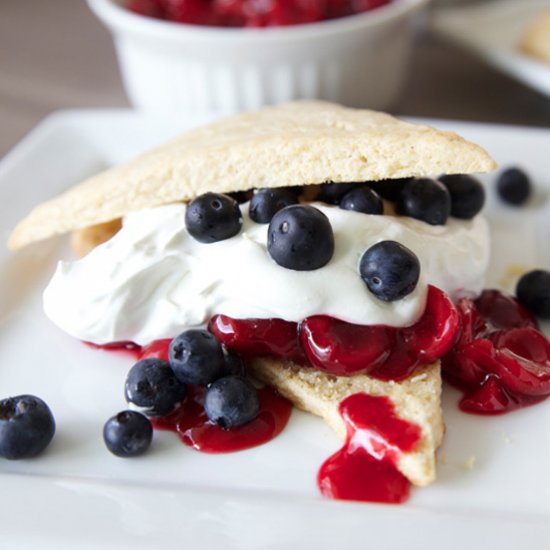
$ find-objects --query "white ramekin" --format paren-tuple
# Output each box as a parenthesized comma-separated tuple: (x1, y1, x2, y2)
(88, 0, 429, 113)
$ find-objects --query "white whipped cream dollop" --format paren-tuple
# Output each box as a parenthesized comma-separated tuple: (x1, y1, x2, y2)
(43, 202, 490, 345)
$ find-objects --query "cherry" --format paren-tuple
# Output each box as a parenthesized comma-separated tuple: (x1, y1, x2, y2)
(459, 375, 520, 415)
(442, 289, 550, 414)
(125, 0, 393, 27)
(301, 286, 458, 380)
(208, 315, 306, 364)
(474, 289, 538, 331)
(127, 0, 165, 18)
(210, 286, 458, 381)
(300, 316, 392, 376)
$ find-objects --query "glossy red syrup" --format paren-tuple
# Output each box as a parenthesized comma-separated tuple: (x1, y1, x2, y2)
(210, 285, 459, 381)
(318, 393, 421, 503)
(127, 338, 294, 453)
(85, 340, 140, 358)
(126, 0, 392, 28)
(442, 290, 550, 414)
(152, 384, 292, 452)
(208, 316, 307, 364)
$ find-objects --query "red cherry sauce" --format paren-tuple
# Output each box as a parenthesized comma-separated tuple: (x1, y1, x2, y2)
(210, 285, 459, 381)
(318, 393, 421, 504)
(84, 340, 140, 358)
(442, 289, 550, 414)
(90, 337, 292, 452)
(126, 0, 393, 28)
(152, 384, 292, 453)
(136, 339, 292, 453)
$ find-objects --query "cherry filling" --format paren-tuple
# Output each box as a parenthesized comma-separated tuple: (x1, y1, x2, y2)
(442, 290, 550, 414)
(90, 286, 550, 505)
(210, 285, 459, 381)
(318, 394, 421, 504)
(126, 0, 393, 28)
(207, 316, 307, 364)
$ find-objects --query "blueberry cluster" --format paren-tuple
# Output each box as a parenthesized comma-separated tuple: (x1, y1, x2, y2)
(316, 175, 485, 225)
(185, 190, 336, 271)
(103, 330, 259, 457)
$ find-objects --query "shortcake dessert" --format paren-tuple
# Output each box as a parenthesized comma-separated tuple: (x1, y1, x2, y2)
(8, 101, 497, 502)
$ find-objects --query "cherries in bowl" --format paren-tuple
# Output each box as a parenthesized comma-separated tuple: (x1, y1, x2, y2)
(87, 0, 428, 112)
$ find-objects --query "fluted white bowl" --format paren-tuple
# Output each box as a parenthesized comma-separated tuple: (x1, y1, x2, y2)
(88, 0, 429, 113)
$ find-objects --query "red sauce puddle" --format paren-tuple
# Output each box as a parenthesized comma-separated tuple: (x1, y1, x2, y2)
(318, 394, 421, 504)
(151, 385, 292, 453)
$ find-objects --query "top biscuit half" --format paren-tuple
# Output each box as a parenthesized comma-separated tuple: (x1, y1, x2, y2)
(8, 101, 496, 251)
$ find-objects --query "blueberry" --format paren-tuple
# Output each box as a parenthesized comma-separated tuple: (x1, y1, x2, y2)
(395, 178, 451, 225)
(204, 376, 260, 429)
(516, 269, 550, 318)
(438, 174, 485, 219)
(249, 188, 298, 223)
(125, 358, 187, 417)
(222, 347, 246, 377)
(169, 329, 225, 386)
(359, 241, 420, 302)
(0, 395, 55, 459)
(268, 205, 334, 271)
(496, 167, 531, 206)
(103, 410, 152, 457)
(318, 182, 358, 204)
(367, 178, 412, 202)
(185, 192, 242, 243)
(227, 190, 252, 204)
(339, 186, 383, 215)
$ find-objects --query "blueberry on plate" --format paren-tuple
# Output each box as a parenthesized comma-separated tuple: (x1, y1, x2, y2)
(103, 410, 153, 457)
(169, 329, 226, 386)
(249, 188, 298, 223)
(125, 358, 187, 416)
(359, 240, 420, 302)
(339, 186, 383, 215)
(317, 182, 358, 204)
(0, 395, 55, 459)
(395, 177, 451, 225)
(438, 174, 485, 219)
(204, 376, 260, 429)
(185, 192, 242, 243)
(516, 269, 550, 318)
(496, 167, 531, 206)
(268, 205, 334, 271)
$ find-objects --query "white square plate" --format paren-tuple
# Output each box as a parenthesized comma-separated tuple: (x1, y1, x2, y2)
(1, 111, 550, 549)
(432, 0, 550, 97)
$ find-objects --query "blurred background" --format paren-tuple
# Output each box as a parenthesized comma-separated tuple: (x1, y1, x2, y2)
(3, 0, 550, 157)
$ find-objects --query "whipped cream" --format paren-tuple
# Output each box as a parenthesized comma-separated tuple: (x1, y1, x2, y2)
(44, 202, 490, 345)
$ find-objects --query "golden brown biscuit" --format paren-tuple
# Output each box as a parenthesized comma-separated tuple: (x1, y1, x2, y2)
(251, 358, 443, 487)
(70, 219, 122, 257)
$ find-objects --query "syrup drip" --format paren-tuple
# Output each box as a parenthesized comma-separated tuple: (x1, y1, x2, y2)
(317, 393, 421, 504)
